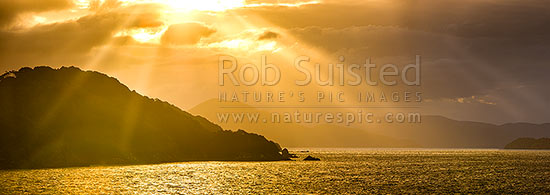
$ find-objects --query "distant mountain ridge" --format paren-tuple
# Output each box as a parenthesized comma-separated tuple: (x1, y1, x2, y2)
(189, 99, 419, 148)
(0, 66, 284, 169)
(190, 99, 550, 148)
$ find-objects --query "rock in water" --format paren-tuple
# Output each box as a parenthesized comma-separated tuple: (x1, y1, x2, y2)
(304, 156, 320, 161)
(281, 148, 291, 160)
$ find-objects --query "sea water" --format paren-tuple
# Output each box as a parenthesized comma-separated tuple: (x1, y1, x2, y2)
(1, 149, 549, 194)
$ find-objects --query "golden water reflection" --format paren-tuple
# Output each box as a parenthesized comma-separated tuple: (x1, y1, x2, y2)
(2, 149, 550, 194)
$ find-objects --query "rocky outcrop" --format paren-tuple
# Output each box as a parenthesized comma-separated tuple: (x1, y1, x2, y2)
(304, 156, 320, 161)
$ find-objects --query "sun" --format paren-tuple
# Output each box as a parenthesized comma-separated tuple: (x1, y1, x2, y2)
(158, 0, 245, 12)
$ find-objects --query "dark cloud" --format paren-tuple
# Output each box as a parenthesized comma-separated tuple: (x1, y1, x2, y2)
(289, 24, 550, 103)
(129, 12, 164, 28)
(258, 31, 279, 40)
(112, 36, 138, 45)
(161, 23, 216, 45)
(0, 13, 119, 55)
(0, 4, 164, 67)
(0, 0, 73, 27)
(291, 26, 461, 57)
(242, 0, 550, 102)
(240, 0, 550, 123)
(237, 0, 550, 39)
(92, 2, 165, 29)
(89, 0, 122, 11)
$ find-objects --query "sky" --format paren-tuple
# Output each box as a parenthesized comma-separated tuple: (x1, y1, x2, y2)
(0, 0, 549, 124)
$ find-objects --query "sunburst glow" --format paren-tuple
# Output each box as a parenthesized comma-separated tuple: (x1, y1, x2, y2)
(75, 0, 246, 12)
(98, 0, 246, 12)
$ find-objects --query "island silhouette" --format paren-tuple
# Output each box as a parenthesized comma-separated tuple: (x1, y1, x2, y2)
(505, 138, 550, 149)
(0, 66, 285, 169)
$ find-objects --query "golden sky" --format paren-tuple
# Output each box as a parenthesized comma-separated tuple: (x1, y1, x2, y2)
(0, 0, 549, 124)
